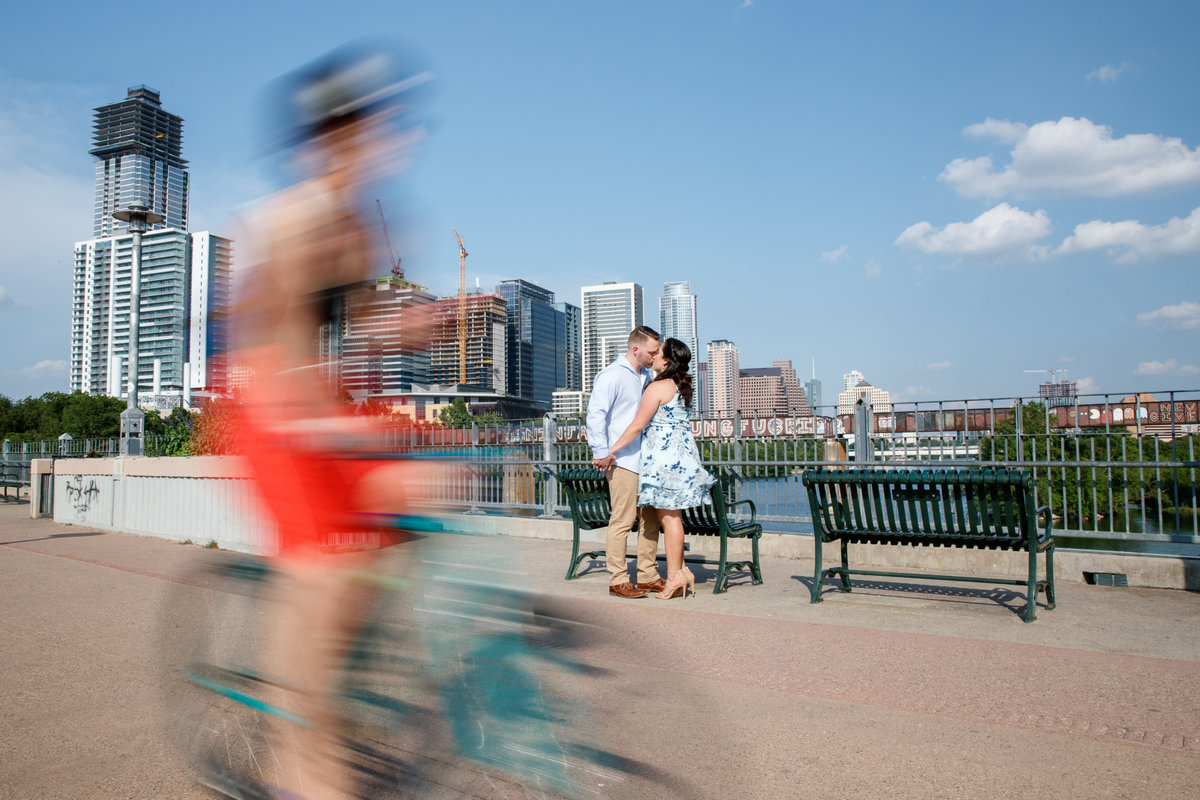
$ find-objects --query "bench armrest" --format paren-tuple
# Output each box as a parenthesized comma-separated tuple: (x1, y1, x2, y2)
(1036, 505, 1053, 542)
(727, 498, 757, 523)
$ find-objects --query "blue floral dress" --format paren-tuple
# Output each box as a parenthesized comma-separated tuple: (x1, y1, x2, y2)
(638, 389, 715, 510)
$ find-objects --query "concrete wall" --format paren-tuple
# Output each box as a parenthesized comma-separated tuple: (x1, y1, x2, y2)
(43, 457, 1199, 590)
(50, 457, 274, 554)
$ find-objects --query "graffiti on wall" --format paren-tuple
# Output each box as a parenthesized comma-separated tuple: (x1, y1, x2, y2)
(64, 475, 101, 513)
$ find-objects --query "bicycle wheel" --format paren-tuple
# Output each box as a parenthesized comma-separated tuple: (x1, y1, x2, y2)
(158, 553, 288, 800)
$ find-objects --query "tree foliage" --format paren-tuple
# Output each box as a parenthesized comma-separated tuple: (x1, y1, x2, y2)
(1, 392, 126, 441)
(977, 401, 1140, 524)
(191, 398, 241, 455)
(437, 398, 501, 428)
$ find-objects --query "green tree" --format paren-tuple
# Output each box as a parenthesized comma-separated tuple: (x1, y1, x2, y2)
(438, 398, 474, 428)
(144, 407, 196, 456)
(61, 393, 126, 438)
(1, 391, 125, 441)
(978, 401, 1135, 524)
(357, 398, 393, 417)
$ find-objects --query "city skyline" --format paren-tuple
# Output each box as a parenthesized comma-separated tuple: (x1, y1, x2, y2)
(2, 2, 1198, 403)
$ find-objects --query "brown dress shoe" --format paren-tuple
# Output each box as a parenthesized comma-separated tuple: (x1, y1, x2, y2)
(636, 577, 667, 593)
(609, 582, 648, 598)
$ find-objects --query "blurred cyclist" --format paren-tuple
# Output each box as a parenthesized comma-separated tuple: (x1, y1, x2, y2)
(232, 41, 433, 800)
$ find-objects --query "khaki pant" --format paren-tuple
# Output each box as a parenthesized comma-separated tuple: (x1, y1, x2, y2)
(606, 466, 662, 586)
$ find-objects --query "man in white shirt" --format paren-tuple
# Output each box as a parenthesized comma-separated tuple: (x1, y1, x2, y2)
(586, 326, 664, 598)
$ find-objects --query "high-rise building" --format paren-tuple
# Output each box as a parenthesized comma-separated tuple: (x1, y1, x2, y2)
(72, 86, 231, 407)
(708, 339, 739, 418)
(737, 359, 812, 417)
(695, 361, 710, 418)
(843, 369, 866, 392)
(72, 229, 232, 405)
(90, 86, 188, 238)
(552, 389, 587, 419)
(659, 280, 700, 416)
(187, 232, 233, 399)
(581, 281, 643, 392)
(337, 277, 435, 395)
(556, 301, 581, 391)
(497, 279, 560, 411)
(659, 281, 698, 360)
(804, 379, 823, 413)
(838, 371, 892, 414)
(428, 293, 508, 390)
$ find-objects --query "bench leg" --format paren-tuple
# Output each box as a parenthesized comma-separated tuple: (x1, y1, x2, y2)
(565, 524, 583, 580)
(810, 535, 824, 603)
(839, 540, 852, 593)
(565, 525, 604, 580)
(1044, 543, 1056, 610)
(1024, 548, 1038, 623)
(713, 532, 730, 594)
(748, 534, 763, 585)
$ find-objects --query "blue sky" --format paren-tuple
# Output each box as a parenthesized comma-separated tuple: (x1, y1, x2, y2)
(1, 0, 1198, 405)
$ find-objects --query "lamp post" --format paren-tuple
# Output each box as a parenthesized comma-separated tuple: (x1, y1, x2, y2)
(113, 203, 164, 456)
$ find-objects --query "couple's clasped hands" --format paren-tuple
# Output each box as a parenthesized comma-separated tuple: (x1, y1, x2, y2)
(592, 455, 616, 471)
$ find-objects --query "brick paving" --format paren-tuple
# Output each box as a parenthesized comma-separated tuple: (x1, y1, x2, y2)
(1, 500, 1198, 799)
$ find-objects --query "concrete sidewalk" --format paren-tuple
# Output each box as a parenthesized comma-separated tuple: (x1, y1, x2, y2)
(1, 500, 1197, 799)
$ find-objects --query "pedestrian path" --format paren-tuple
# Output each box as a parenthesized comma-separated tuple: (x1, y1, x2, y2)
(1, 501, 1197, 799)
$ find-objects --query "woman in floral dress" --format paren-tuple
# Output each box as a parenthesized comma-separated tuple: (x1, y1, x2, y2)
(599, 338, 715, 599)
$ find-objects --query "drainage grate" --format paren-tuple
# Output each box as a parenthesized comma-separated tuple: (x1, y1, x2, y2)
(1083, 571, 1128, 587)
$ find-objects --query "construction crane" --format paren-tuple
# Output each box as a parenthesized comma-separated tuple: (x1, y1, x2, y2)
(1023, 368, 1069, 382)
(454, 228, 468, 384)
(375, 200, 402, 278)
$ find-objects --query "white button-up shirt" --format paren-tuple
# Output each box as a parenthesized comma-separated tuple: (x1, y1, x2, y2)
(586, 355, 651, 472)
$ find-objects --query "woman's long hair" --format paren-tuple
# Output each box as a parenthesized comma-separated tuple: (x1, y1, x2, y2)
(653, 337, 694, 407)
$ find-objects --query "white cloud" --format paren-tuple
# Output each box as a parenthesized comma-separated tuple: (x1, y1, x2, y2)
(865, 259, 882, 278)
(941, 117, 1200, 198)
(895, 202, 1052, 263)
(0, 286, 12, 309)
(1087, 63, 1128, 83)
(1134, 359, 1200, 377)
(1057, 207, 1200, 263)
(926, 362, 952, 371)
(963, 117, 1028, 144)
(16, 359, 67, 380)
(1134, 360, 1175, 376)
(820, 245, 849, 263)
(1136, 301, 1200, 332)
(1074, 377, 1099, 394)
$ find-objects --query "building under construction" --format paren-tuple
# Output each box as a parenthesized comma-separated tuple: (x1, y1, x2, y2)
(428, 293, 509, 391)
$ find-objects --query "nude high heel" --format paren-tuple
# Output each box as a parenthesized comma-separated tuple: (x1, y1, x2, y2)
(655, 567, 695, 600)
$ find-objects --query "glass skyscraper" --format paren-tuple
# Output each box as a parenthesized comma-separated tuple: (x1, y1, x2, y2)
(497, 279, 561, 411)
(556, 301, 581, 391)
(90, 86, 188, 238)
(581, 281, 643, 393)
(660, 281, 699, 416)
(659, 281, 698, 362)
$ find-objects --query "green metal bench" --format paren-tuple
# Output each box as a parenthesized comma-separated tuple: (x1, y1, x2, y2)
(558, 467, 763, 594)
(0, 464, 26, 502)
(802, 468, 1055, 622)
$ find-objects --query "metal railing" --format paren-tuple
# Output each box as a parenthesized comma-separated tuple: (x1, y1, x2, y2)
(7, 389, 1197, 545)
